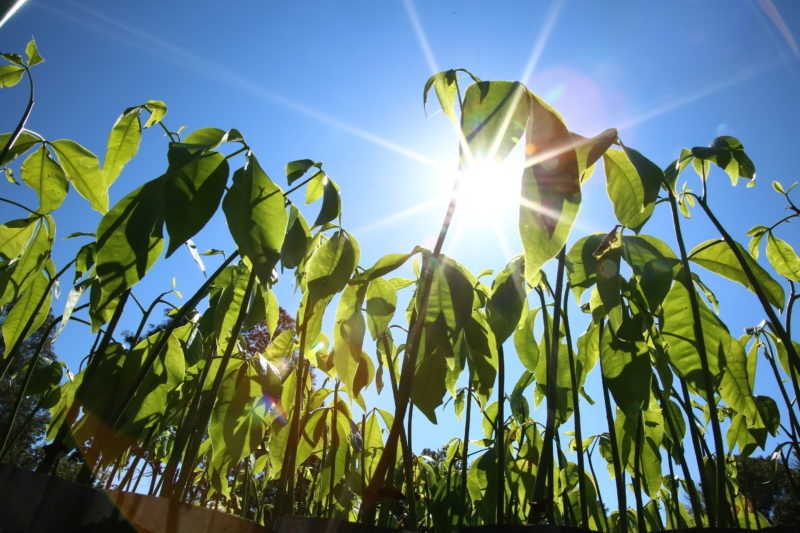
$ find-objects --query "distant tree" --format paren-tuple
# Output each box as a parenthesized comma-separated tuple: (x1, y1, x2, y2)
(0, 311, 58, 470)
(735, 453, 800, 526)
(241, 307, 296, 356)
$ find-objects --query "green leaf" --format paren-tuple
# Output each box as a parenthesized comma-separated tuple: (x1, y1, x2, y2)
(572, 128, 618, 182)
(0, 217, 53, 307)
(621, 235, 679, 311)
(765, 233, 800, 281)
(1, 270, 51, 352)
(51, 139, 107, 213)
(423, 255, 475, 337)
(689, 238, 785, 311)
(20, 145, 68, 213)
(600, 315, 652, 413)
(691, 136, 755, 185)
(486, 254, 526, 342)
(213, 263, 251, 353)
(305, 231, 359, 309)
(464, 312, 498, 404)
(280, 204, 311, 269)
(603, 147, 661, 232)
(332, 284, 368, 400)
(519, 92, 581, 282)
(513, 305, 539, 372)
(0, 129, 41, 165)
(94, 177, 164, 319)
(565, 234, 605, 302)
(366, 277, 396, 340)
(0, 217, 37, 260)
(25, 38, 44, 67)
(164, 147, 229, 256)
(461, 80, 529, 164)
(76, 333, 184, 441)
(103, 107, 142, 187)
(286, 159, 322, 185)
(412, 327, 449, 424)
(353, 247, 422, 283)
(660, 279, 744, 398)
(209, 361, 269, 468)
(222, 154, 287, 286)
(423, 69, 459, 122)
(143, 100, 167, 128)
(312, 175, 341, 228)
(1, 53, 23, 66)
(181, 127, 244, 149)
(615, 407, 664, 498)
(0, 65, 24, 87)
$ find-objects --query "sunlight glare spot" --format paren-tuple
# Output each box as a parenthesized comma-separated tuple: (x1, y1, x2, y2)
(520, 0, 564, 84)
(403, 0, 439, 75)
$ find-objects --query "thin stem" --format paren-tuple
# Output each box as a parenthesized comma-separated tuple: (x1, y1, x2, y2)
(667, 190, 728, 527)
(695, 194, 800, 379)
(0, 65, 35, 165)
(598, 320, 627, 533)
(495, 342, 505, 525)
(363, 172, 463, 521)
(529, 247, 567, 524)
(562, 284, 588, 526)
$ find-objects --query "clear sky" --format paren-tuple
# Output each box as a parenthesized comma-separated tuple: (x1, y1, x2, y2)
(2, 0, 800, 477)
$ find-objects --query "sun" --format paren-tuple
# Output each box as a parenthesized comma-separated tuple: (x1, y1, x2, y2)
(446, 148, 526, 259)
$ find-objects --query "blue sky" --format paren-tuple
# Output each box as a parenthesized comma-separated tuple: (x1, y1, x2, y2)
(2, 0, 800, 478)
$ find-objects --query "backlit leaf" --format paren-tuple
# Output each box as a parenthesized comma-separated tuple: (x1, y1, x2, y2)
(765, 233, 800, 281)
(603, 147, 661, 232)
(164, 146, 229, 256)
(461, 80, 529, 164)
(689, 238, 785, 310)
(51, 139, 107, 213)
(222, 154, 287, 286)
(0, 216, 37, 259)
(143, 100, 167, 128)
(691, 136, 755, 185)
(25, 38, 44, 66)
(20, 145, 68, 213)
(332, 284, 367, 399)
(280, 204, 311, 269)
(0, 129, 41, 165)
(0, 65, 24, 87)
(312, 175, 341, 228)
(210, 361, 269, 468)
(103, 107, 142, 187)
(366, 277, 396, 340)
(94, 177, 164, 319)
(286, 159, 322, 185)
(305, 231, 359, 309)
(519, 92, 581, 282)
(486, 254, 526, 343)
(424, 69, 459, 122)
(1, 270, 51, 351)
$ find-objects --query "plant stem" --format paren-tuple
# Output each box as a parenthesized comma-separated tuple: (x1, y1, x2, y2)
(177, 268, 257, 500)
(460, 385, 473, 528)
(495, 342, 505, 525)
(696, 195, 800, 379)
(362, 174, 462, 522)
(667, 190, 728, 527)
(562, 285, 588, 526)
(598, 320, 627, 533)
(0, 65, 35, 166)
(529, 247, 566, 524)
